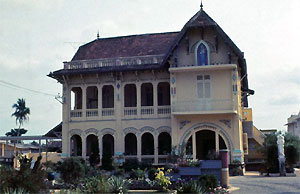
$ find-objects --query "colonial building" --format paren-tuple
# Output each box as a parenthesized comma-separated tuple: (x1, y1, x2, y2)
(49, 5, 254, 165)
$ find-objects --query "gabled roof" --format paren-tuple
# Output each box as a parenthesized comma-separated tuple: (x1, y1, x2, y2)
(161, 8, 251, 106)
(72, 32, 179, 61)
(44, 122, 62, 139)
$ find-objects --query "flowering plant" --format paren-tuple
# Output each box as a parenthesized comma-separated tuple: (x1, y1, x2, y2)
(209, 186, 229, 194)
(177, 158, 201, 167)
(155, 168, 172, 191)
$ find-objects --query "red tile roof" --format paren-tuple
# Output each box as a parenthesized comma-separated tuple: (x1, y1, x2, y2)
(72, 32, 179, 61)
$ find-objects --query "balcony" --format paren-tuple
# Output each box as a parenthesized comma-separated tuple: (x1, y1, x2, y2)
(169, 64, 237, 73)
(70, 106, 171, 121)
(172, 99, 237, 115)
(64, 55, 164, 70)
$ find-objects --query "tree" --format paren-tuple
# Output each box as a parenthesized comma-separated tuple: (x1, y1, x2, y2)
(261, 133, 278, 175)
(5, 128, 28, 143)
(284, 133, 300, 170)
(11, 98, 30, 137)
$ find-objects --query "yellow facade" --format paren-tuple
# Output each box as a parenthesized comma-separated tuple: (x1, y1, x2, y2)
(50, 7, 253, 164)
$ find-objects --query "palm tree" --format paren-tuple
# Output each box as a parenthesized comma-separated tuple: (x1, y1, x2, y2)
(11, 98, 30, 137)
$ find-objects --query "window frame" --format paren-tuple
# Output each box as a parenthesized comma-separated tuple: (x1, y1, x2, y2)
(194, 40, 210, 66)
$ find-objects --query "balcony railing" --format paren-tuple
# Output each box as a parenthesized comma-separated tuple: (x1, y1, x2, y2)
(172, 99, 235, 114)
(70, 110, 82, 118)
(70, 106, 171, 120)
(141, 106, 154, 115)
(102, 108, 115, 116)
(86, 109, 98, 117)
(124, 107, 137, 116)
(158, 106, 171, 115)
(64, 55, 164, 70)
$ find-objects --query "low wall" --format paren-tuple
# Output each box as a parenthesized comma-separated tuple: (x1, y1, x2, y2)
(27, 152, 62, 163)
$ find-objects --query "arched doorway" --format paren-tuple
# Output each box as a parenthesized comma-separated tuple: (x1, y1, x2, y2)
(102, 134, 114, 157)
(70, 135, 82, 156)
(141, 132, 154, 155)
(196, 130, 215, 159)
(125, 133, 137, 155)
(183, 128, 229, 160)
(86, 134, 99, 156)
(158, 132, 171, 155)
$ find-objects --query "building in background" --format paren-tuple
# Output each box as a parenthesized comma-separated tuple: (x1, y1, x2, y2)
(49, 5, 254, 165)
(286, 112, 300, 138)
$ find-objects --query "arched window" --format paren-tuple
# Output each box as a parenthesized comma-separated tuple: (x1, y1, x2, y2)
(195, 40, 210, 66)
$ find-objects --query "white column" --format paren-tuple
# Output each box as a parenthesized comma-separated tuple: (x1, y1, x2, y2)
(82, 86, 87, 119)
(215, 131, 219, 155)
(192, 132, 196, 159)
(153, 81, 158, 117)
(137, 134, 141, 161)
(98, 135, 102, 159)
(98, 85, 102, 118)
(82, 134, 87, 160)
(154, 134, 158, 164)
(136, 83, 141, 116)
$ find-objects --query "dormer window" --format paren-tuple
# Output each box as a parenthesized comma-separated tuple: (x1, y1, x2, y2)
(195, 40, 210, 66)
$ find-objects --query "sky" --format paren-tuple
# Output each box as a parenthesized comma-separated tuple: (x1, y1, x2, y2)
(0, 0, 299, 136)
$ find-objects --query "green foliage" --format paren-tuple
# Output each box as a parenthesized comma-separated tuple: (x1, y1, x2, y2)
(168, 143, 186, 164)
(177, 180, 205, 194)
(284, 133, 300, 168)
(57, 157, 86, 185)
(108, 176, 130, 194)
(155, 168, 172, 191)
(123, 158, 139, 172)
(130, 168, 145, 180)
(11, 98, 30, 129)
(3, 188, 29, 194)
(199, 174, 218, 192)
(261, 133, 279, 174)
(101, 152, 113, 170)
(0, 155, 46, 193)
(114, 168, 125, 177)
(147, 168, 157, 180)
(81, 175, 109, 193)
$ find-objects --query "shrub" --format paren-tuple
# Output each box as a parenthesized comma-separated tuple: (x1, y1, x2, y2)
(123, 158, 139, 172)
(147, 168, 157, 180)
(0, 155, 46, 193)
(130, 168, 145, 180)
(177, 180, 205, 194)
(3, 188, 29, 194)
(102, 152, 113, 170)
(139, 161, 152, 170)
(81, 175, 109, 193)
(108, 176, 130, 193)
(57, 157, 86, 185)
(114, 168, 125, 177)
(199, 174, 218, 192)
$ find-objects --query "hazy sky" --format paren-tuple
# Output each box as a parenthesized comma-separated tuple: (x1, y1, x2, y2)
(0, 0, 299, 136)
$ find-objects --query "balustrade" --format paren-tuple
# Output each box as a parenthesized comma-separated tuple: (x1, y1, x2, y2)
(102, 108, 115, 116)
(141, 107, 154, 115)
(158, 106, 171, 114)
(70, 110, 82, 118)
(172, 99, 235, 113)
(86, 109, 98, 117)
(70, 106, 171, 120)
(124, 107, 137, 116)
(64, 55, 164, 70)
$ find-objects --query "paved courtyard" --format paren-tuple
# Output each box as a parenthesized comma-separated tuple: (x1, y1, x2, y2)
(230, 172, 300, 194)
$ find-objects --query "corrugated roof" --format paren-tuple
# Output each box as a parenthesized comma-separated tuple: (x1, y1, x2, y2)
(72, 32, 179, 61)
